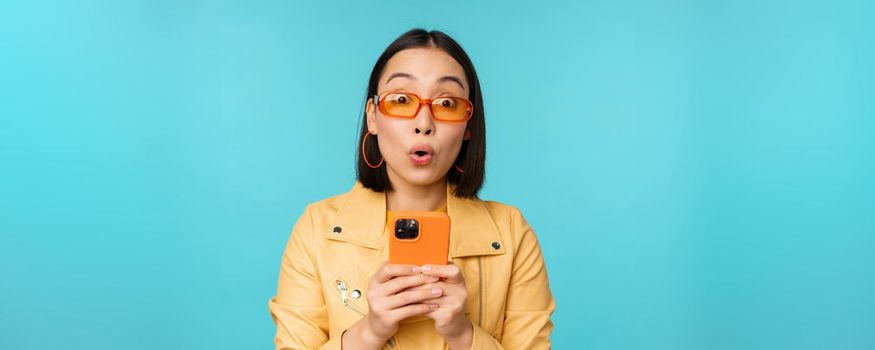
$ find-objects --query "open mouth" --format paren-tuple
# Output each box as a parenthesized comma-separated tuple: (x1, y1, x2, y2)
(408, 144, 434, 165)
(409, 149, 433, 165)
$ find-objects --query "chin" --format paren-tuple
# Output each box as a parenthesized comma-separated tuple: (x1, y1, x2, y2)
(399, 167, 447, 187)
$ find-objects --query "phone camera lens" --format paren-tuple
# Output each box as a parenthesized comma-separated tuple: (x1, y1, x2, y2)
(394, 218, 419, 239)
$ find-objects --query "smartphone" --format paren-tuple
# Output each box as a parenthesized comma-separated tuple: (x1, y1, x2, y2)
(389, 210, 450, 266)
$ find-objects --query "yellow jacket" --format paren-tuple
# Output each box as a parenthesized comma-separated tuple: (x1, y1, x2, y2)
(268, 181, 556, 349)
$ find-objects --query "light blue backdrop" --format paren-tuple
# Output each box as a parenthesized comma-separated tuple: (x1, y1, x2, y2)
(1, 0, 872, 349)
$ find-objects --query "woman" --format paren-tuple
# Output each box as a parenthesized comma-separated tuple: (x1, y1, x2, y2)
(268, 28, 555, 350)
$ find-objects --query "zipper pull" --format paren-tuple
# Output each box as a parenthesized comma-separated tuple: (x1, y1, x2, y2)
(336, 279, 349, 305)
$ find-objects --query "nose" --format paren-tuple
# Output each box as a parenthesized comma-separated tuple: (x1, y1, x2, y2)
(413, 103, 435, 136)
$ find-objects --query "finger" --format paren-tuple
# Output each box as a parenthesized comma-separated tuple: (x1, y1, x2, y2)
(422, 296, 466, 313)
(384, 285, 444, 309)
(420, 263, 464, 283)
(401, 283, 432, 293)
(401, 281, 449, 294)
(420, 295, 449, 306)
(388, 303, 439, 322)
(373, 262, 422, 283)
(412, 283, 465, 301)
(382, 273, 439, 295)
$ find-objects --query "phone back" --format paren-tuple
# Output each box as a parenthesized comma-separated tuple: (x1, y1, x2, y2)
(389, 210, 450, 266)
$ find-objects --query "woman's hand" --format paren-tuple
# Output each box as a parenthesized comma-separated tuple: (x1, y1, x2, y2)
(366, 262, 444, 339)
(342, 261, 443, 349)
(419, 262, 474, 349)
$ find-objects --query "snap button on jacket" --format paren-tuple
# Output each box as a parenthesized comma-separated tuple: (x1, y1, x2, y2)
(268, 181, 556, 349)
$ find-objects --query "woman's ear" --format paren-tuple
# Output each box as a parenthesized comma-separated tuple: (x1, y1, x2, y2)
(366, 98, 378, 134)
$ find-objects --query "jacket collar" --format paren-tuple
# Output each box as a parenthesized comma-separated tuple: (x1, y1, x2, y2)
(326, 181, 506, 258)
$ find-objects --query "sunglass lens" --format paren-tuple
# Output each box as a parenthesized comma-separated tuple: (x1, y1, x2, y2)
(432, 97, 471, 121)
(381, 93, 419, 117)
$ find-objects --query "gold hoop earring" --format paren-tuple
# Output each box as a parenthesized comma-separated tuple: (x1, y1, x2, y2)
(361, 132, 384, 168)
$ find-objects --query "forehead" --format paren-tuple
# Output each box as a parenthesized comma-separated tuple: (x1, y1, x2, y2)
(380, 47, 468, 94)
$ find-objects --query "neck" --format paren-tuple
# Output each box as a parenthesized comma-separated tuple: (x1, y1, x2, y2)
(386, 176, 448, 212)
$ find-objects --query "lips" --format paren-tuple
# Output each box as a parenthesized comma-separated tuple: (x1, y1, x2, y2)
(409, 144, 434, 156)
(409, 144, 434, 166)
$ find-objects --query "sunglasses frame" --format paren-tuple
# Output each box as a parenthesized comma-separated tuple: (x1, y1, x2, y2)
(373, 90, 473, 122)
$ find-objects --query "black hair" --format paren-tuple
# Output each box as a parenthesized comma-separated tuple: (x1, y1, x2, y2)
(356, 28, 485, 198)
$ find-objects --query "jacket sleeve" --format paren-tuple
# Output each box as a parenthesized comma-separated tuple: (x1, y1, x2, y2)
(268, 205, 343, 350)
(469, 208, 557, 350)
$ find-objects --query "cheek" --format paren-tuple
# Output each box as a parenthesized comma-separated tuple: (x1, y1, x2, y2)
(374, 121, 406, 155)
(437, 128, 467, 159)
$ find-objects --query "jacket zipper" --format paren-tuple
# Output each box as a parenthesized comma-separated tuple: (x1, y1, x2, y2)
(336, 279, 366, 317)
(478, 256, 484, 327)
(336, 280, 397, 348)
(336, 267, 481, 347)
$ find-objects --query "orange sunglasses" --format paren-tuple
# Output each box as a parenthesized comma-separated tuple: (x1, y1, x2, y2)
(373, 91, 473, 122)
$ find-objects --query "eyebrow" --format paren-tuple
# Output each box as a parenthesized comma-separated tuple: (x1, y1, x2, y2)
(384, 72, 466, 90)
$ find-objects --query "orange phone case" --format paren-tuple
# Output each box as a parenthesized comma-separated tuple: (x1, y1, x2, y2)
(389, 210, 450, 266)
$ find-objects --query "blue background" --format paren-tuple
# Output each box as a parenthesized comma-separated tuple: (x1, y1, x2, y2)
(1, 0, 873, 349)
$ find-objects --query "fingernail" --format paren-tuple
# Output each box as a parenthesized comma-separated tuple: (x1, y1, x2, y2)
(412, 266, 420, 273)
(422, 265, 432, 272)
(431, 304, 439, 309)
(431, 288, 442, 296)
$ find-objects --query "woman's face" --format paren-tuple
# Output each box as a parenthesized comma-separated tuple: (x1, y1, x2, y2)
(366, 47, 471, 188)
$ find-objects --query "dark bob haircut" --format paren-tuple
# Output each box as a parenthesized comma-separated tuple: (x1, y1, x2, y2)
(356, 28, 485, 198)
